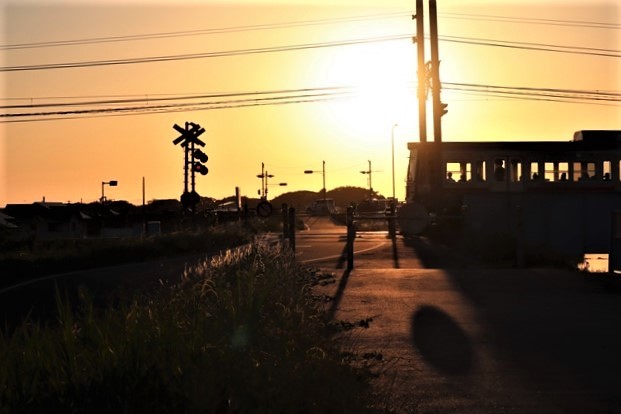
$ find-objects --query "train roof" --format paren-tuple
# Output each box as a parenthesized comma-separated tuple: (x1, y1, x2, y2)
(407, 130, 621, 152)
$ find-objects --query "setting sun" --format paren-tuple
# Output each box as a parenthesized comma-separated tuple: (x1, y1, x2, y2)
(319, 41, 417, 136)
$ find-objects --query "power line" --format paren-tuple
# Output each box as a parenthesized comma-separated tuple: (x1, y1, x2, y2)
(4, 28, 618, 74)
(0, 34, 412, 72)
(2, 81, 618, 123)
(4, 10, 616, 53)
(439, 12, 620, 30)
(5, 82, 618, 111)
(0, 86, 354, 109)
(0, 11, 411, 51)
(439, 35, 620, 58)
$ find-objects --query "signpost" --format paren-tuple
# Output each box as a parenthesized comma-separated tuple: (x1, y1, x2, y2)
(256, 200, 273, 218)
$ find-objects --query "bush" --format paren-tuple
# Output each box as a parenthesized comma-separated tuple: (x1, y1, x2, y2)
(0, 242, 375, 413)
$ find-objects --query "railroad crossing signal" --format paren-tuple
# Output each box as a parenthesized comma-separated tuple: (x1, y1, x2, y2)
(172, 122, 205, 147)
(172, 122, 208, 210)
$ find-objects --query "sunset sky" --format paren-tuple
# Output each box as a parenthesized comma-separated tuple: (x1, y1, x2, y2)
(1, 0, 619, 206)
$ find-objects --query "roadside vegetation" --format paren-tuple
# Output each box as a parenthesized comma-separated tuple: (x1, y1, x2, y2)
(0, 242, 378, 413)
(0, 220, 267, 286)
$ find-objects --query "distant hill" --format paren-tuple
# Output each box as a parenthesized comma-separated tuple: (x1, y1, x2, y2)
(271, 186, 383, 210)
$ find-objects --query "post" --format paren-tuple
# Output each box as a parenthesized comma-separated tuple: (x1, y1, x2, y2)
(415, 0, 427, 143)
(388, 201, 396, 239)
(322, 160, 326, 200)
(346, 206, 355, 270)
(282, 203, 289, 241)
(391, 124, 398, 201)
(429, 0, 442, 144)
(288, 207, 296, 252)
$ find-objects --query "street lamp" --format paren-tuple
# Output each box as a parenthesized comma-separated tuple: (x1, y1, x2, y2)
(100, 180, 118, 203)
(266, 182, 288, 199)
(304, 160, 326, 200)
(391, 123, 398, 201)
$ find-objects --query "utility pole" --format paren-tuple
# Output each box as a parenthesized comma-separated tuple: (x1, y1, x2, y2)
(360, 160, 379, 198)
(304, 160, 327, 200)
(415, 0, 427, 143)
(256, 162, 275, 200)
(429, 0, 447, 144)
(322, 160, 326, 200)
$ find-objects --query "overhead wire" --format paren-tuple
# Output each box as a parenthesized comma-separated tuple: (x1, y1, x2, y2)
(439, 12, 620, 30)
(3, 10, 617, 52)
(0, 11, 411, 51)
(3, 30, 618, 73)
(0, 34, 413, 72)
(2, 9, 618, 122)
(2, 80, 618, 123)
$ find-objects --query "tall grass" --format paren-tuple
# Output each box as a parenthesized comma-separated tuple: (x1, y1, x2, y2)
(0, 242, 375, 413)
(0, 222, 254, 285)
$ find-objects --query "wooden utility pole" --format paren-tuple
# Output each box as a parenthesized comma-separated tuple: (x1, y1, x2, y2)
(415, 0, 427, 143)
(429, 0, 447, 144)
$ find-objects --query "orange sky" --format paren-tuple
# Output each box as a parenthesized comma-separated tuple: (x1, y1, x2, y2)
(1, 0, 619, 205)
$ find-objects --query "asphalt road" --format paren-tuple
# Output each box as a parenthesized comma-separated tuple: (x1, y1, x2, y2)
(304, 218, 621, 413)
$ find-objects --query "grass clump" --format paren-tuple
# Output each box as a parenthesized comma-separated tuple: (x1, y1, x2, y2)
(0, 242, 375, 413)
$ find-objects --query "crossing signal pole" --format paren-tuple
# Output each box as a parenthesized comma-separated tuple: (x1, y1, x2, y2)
(172, 122, 208, 210)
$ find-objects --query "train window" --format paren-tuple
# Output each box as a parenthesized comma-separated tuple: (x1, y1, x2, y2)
(530, 162, 541, 180)
(572, 162, 582, 182)
(558, 162, 569, 181)
(494, 159, 506, 181)
(573, 162, 596, 181)
(509, 159, 522, 182)
(445, 162, 461, 183)
(474, 161, 486, 182)
(459, 162, 472, 182)
(544, 162, 556, 181)
(603, 161, 612, 181)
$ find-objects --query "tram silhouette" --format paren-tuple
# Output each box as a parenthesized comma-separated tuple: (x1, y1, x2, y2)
(398, 130, 621, 257)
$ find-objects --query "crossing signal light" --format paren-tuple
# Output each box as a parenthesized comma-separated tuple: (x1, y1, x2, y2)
(193, 162, 208, 175)
(193, 149, 208, 163)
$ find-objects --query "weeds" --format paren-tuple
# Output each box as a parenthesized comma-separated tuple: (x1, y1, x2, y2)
(0, 222, 254, 286)
(0, 242, 376, 413)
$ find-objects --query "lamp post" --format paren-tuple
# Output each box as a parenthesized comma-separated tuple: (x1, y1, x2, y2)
(304, 160, 326, 200)
(100, 180, 118, 203)
(391, 123, 398, 201)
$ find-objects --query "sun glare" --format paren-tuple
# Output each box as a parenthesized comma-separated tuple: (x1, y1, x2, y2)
(320, 41, 417, 136)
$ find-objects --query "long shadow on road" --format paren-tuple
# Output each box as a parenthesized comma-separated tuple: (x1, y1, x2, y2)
(403, 235, 621, 412)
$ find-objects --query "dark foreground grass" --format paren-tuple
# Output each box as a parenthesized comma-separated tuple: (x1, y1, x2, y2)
(0, 242, 377, 414)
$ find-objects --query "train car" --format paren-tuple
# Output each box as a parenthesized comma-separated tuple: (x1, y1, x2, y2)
(398, 130, 621, 256)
